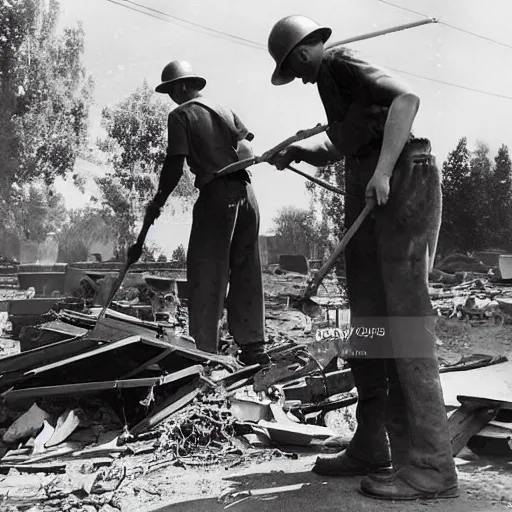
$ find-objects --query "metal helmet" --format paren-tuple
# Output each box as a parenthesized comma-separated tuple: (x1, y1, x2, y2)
(155, 60, 206, 94)
(268, 15, 332, 86)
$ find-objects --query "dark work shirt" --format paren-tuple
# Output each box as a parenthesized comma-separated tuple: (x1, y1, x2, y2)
(317, 46, 398, 158)
(166, 98, 250, 190)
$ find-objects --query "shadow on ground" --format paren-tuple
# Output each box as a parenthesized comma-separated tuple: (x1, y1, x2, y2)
(149, 465, 511, 512)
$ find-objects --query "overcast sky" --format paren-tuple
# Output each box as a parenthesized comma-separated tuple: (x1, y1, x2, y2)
(55, 0, 512, 255)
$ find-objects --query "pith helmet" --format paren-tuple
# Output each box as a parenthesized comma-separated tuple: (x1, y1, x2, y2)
(155, 60, 206, 93)
(268, 15, 332, 86)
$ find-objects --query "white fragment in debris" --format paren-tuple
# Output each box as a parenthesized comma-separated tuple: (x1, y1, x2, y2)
(140, 386, 155, 408)
(45, 408, 81, 448)
(33, 420, 55, 454)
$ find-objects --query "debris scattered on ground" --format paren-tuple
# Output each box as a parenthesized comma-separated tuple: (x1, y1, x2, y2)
(0, 255, 511, 510)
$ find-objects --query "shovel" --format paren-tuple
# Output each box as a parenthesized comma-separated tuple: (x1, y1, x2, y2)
(292, 198, 376, 308)
(90, 211, 157, 331)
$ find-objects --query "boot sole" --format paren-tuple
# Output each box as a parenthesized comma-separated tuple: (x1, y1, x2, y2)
(358, 487, 461, 501)
(312, 465, 392, 477)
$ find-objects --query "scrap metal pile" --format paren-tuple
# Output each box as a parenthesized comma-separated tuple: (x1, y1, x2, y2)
(1, 252, 512, 510)
(0, 268, 357, 511)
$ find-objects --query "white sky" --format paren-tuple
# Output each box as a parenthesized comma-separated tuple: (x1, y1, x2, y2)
(55, 0, 512, 256)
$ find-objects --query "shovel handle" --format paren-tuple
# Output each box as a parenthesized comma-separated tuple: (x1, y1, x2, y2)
(286, 164, 345, 195)
(304, 198, 376, 299)
(214, 124, 329, 178)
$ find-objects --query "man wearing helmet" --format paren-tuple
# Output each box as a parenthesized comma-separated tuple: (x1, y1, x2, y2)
(129, 61, 269, 366)
(266, 16, 458, 501)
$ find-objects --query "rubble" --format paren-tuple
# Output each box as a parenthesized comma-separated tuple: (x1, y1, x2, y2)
(0, 257, 511, 510)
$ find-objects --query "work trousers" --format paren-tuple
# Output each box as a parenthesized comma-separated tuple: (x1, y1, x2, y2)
(187, 174, 265, 353)
(343, 138, 458, 492)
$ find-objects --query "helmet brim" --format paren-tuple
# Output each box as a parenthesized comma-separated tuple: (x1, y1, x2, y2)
(270, 26, 332, 86)
(155, 75, 207, 94)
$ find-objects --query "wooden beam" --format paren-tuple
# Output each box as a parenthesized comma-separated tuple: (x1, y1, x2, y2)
(448, 396, 503, 456)
(0, 336, 101, 377)
(130, 378, 204, 435)
(4, 365, 204, 402)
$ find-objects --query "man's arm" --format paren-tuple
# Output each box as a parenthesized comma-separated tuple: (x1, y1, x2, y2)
(128, 111, 188, 264)
(137, 155, 185, 245)
(269, 134, 342, 170)
(365, 77, 420, 204)
(294, 135, 342, 167)
(128, 155, 185, 264)
(370, 77, 419, 178)
(152, 155, 185, 209)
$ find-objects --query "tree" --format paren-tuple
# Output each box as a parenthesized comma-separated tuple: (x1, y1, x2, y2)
(57, 206, 117, 263)
(0, 0, 93, 187)
(306, 160, 346, 274)
(271, 206, 323, 258)
(171, 244, 187, 267)
(489, 145, 512, 249)
(438, 137, 473, 253)
(0, 0, 93, 255)
(96, 81, 197, 257)
(468, 142, 493, 249)
(2, 182, 67, 261)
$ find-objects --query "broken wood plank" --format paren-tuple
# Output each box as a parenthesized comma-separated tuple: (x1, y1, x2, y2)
(1, 335, 174, 391)
(120, 348, 174, 379)
(257, 420, 335, 446)
(448, 395, 501, 456)
(130, 378, 204, 435)
(478, 419, 512, 439)
(282, 369, 354, 403)
(0, 462, 66, 474)
(253, 358, 318, 392)
(457, 394, 512, 410)
(287, 394, 358, 416)
(217, 364, 260, 388)
(226, 377, 253, 393)
(4, 364, 204, 402)
(157, 338, 241, 373)
(17, 444, 79, 464)
(0, 336, 101, 377)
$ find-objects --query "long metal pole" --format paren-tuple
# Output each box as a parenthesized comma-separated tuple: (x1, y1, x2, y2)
(326, 18, 438, 49)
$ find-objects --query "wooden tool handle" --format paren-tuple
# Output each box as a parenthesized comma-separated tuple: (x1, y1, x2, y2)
(304, 198, 376, 299)
(260, 124, 328, 161)
(287, 164, 345, 195)
(215, 124, 328, 178)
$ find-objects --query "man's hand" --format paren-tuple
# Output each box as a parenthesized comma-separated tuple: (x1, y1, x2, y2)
(268, 144, 303, 170)
(146, 200, 161, 223)
(366, 173, 390, 206)
(127, 241, 143, 266)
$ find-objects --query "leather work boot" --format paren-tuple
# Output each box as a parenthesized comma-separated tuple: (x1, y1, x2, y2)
(313, 359, 391, 476)
(360, 469, 460, 501)
(312, 450, 391, 477)
(238, 343, 270, 366)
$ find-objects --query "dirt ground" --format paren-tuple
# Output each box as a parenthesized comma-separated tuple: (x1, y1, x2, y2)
(1, 284, 512, 511)
(111, 319, 512, 512)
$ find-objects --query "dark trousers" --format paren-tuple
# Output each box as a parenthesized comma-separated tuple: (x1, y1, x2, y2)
(186, 175, 265, 353)
(343, 139, 457, 491)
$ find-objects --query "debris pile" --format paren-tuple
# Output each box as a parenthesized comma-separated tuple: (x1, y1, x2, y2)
(429, 276, 512, 325)
(0, 255, 511, 510)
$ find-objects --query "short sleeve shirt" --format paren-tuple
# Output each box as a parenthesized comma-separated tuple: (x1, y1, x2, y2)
(166, 99, 250, 189)
(317, 47, 397, 157)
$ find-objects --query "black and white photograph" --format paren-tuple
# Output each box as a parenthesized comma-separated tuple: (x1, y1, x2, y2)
(0, 1, 511, 510)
